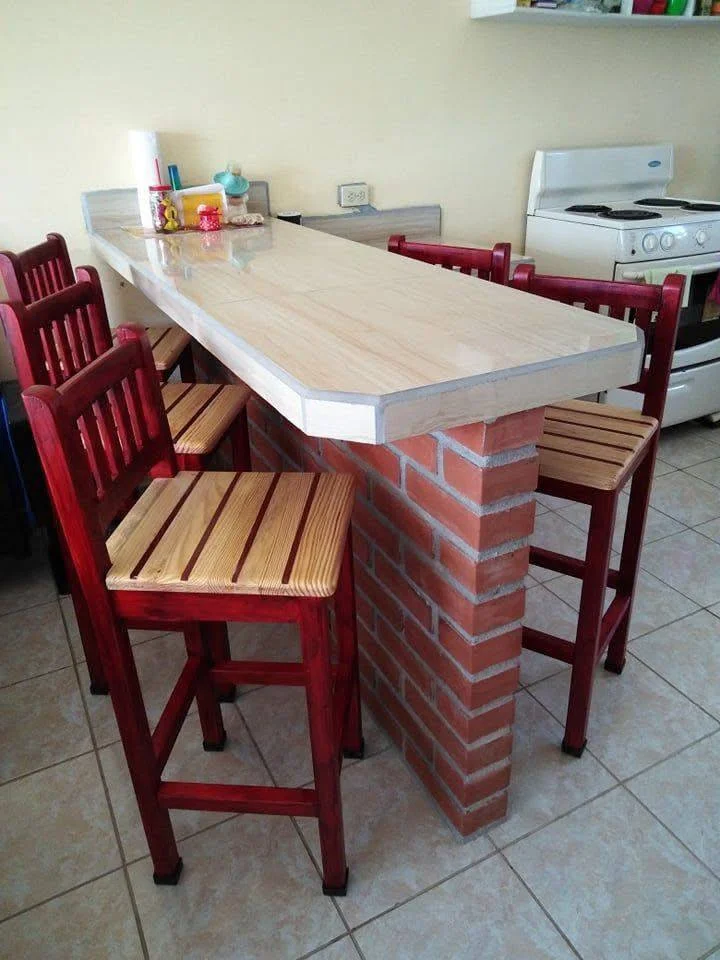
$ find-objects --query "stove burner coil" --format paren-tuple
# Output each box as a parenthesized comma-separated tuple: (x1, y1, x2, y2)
(684, 202, 720, 212)
(599, 210, 662, 221)
(565, 204, 612, 214)
(635, 198, 688, 208)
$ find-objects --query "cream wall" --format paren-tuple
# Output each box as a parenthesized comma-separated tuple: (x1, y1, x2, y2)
(1, 0, 718, 377)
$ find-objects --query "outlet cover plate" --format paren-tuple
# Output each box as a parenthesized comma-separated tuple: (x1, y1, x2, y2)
(338, 182, 370, 208)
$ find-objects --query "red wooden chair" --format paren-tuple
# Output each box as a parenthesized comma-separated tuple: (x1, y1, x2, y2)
(511, 264, 684, 756)
(20, 321, 362, 894)
(0, 233, 195, 381)
(0, 277, 250, 695)
(388, 234, 511, 285)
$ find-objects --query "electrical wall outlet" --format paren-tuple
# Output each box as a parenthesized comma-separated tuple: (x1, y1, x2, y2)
(338, 182, 370, 208)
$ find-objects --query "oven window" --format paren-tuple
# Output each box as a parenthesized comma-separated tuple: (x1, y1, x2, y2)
(676, 268, 720, 350)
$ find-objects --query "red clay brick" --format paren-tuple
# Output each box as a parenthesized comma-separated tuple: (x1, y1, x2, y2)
(347, 442, 401, 484)
(363, 685, 403, 750)
(323, 442, 369, 496)
(436, 689, 516, 743)
(454, 792, 509, 836)
(265, 420, 304, 469)
(445, 408, 545, 456)
(394, 435, 438, 472)
(352, 528, 371, 565)
(443, 450, 539, 505)
(372, 482, 434, 556)
(363, 634, 402, 691)
(378, 677, 434, 762)
(438, 621, 523, 674)
(353, 500, 401, 563)
(405, 553, 525, 637)
(434, 751, 511, 808)
(358, 651, 376, 690)
(355, 564, 404, 632)
(249, 431, 282, 470)
(375, 554, 433, 631)
(440, 541, 529, 595)
(356, 592, 374, 630)
(376, 616, 434, 697)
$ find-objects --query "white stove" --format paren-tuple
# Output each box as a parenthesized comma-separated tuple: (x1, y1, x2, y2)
(525, 144, 720, 426)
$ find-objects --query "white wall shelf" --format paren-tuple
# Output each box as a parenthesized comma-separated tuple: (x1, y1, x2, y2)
(470, 0, 719, 23)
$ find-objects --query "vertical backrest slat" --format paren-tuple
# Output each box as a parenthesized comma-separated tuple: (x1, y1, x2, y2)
(511, 264, 684, 422)
(388, 235, 511, 286)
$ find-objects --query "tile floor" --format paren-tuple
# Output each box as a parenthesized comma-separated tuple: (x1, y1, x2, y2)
(2, 420, 720, 959)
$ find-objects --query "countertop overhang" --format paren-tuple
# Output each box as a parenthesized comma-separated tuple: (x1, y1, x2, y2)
(83, 189, 643, 444)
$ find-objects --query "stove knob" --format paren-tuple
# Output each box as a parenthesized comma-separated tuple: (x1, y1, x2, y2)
(660, 232, 675, 251)
(696, 230, 709, 246)
(642, 234, 658, 253)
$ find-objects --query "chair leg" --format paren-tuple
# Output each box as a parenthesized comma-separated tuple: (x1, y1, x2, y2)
(563, 494, 618, 758)
(185, 625, 226, 751)
(605, 448, 656, 674)
(178, 344, 195, 382)
(335, 538, 364, 759)
(299, 600, 348, 895)
(203, 622, 236, 702)
(230, 409, 252, 472)
(103, 617, 182, 883)
(68, 566, 109, 695)
(175, 453, 204, 471)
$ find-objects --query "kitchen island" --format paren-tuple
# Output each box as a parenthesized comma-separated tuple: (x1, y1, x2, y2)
(83, 188, 642, 836)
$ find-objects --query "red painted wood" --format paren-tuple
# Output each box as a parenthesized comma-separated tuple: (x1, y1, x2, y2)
(210, 660, 307, 686)
(0, 233, 74, 303)
(388, 234, 511, 286)
(299, 599, 348, 891)
(335, 537, 363, 756)
(158, 782, 319, 817)
(514, 268, 684, 755)
(21, 338, 359, 892)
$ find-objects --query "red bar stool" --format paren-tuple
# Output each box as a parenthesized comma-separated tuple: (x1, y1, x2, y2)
(1, 277, 250, 696)
(512, 265, 684, 756)
(388, 234, 511, 284)
(0, 233, 194, 381)
(19, 320, 362, 894)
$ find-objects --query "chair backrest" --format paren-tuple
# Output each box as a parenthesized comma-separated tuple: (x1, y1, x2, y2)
(21, 324, 176, 565)
(511, 264, 685, 422)
(0, 268, 114, 392)
(387, 234, 511, 285)
(0, 233, 75, 304)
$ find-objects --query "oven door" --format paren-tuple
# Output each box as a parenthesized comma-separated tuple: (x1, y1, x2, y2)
(609, 253, 720, 424)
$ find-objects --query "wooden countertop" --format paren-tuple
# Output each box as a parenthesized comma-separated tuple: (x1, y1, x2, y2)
(83, 189, 643, 444)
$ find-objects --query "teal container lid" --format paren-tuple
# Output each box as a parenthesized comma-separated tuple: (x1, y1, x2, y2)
(213, 168, 250, 197)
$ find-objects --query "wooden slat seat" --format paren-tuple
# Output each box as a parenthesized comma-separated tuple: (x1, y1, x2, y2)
(538, 399, 658, 492)
(107, 472, 355, 597)
(143, 325, 192, 374)
(162, 383, 251, 455)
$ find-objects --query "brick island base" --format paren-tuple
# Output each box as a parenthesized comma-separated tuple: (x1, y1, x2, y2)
(240, 393, 543, 837)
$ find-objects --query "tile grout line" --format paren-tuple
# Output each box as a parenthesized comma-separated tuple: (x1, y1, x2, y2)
(0, 865, 127, 928)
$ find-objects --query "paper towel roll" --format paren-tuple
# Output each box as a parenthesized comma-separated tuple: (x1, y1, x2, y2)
(129, 130, 164, 230)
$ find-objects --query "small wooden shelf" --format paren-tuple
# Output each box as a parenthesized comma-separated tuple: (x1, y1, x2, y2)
(470, 0, 719, 22)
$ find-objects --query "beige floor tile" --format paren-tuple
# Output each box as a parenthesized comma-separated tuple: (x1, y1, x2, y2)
(355, 853, 576, 960)
(0, 870, 143, 959)
(546, 568, 698, 640)
(628, 731, 720, 877)
(100, 705, 270, 862)
(310, 938, 362, 960)
(229, 620, 300, 661)
(658, 423, 720, 468)
(653, 458, 677, 478)
(650, 471, 720, 526)
(686, 457, 720, 489)
(556, 494, 685, 554)
(297, 749, 493, 928)
(535, 492, 572, 511)
(80, 632, 188, 747)
(632, 610, 720, 720)
(0, 753, 121, 919)
(0, 667, 92, 783)
(505, 788, 720, 960)
(528, 563, 562, 584)
(489, 691, 615, 847)
(531, 655, 718, 779)
(0, 553, 57, 617)
(59, 595, 169, 663)
(641, 530, 720, 607)
(520, 585, 574, 686)
(696, 518, 720, 543)
(531, 511, 589, 561)
(128, 815, 345, 960)
(239, 684, 388, 787)
(0, 600, 71, 687)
